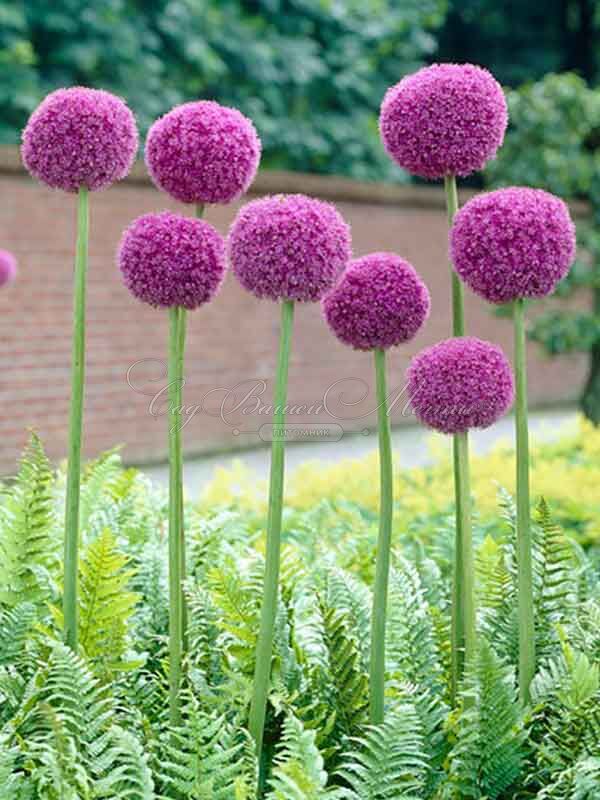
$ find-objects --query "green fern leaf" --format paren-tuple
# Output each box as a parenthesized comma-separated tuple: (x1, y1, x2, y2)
(445, 639, 525, 799)
(0, 433, 58, 606)
(335, 703, 427, 799)
(157, 703, 255, 799)
(267, 713, 335, 800)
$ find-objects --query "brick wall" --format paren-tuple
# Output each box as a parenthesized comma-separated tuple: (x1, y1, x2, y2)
(0, 146, 588, 474)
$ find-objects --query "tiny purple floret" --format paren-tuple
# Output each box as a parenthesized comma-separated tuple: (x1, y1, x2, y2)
(407, 336, 514, 434)
(118, 212, 226, 310)
(0, 250, 17, 287)
(323, 252, 430, 350)
(379, 63, 508, 180)
(146, 100, 261, 205)
(22, 87, 138, 192)
(228, 194, 352, 302)
(451, 187, 577, 304)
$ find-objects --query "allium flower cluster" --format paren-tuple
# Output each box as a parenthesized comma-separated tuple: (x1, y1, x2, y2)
(323, 252, 430, 350)
(22, 87, 138, 192)
(146, 101, 261, 205)
(407, 337, 514, 434)
(228, 194, 351, 302)
(0, 250, 17, 287)
(379, 63, 507, 180)
(118, 212, 226, 310)
(451, 187, 577, 304)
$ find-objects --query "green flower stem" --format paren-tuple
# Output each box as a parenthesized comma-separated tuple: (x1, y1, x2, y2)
(249, 299, 295, 765)
(455, 431, 475, 671)
(63, 185, 89, 651)
(514, 298, 535, 702)
(175, 202, 204, 653)
(168, 305, 187, 726)
(444, 176, 465, 339)
(444, 174, 470, 701)
(369, 347, 393, 725)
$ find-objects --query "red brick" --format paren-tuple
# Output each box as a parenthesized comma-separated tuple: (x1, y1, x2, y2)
(0, 146, 587, 473)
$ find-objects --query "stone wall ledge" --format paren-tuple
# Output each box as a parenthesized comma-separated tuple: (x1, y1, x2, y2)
(1, 144, 588, 215)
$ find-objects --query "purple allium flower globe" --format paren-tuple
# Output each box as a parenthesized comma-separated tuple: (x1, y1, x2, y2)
(379, 64, 508, 180)
(408, 336, 514, 434)
(118, 212, 226, 310)
(22, 87, 138, 192)
(146, 101, 261, 205)
(228, 194, 351, 302)
(451, 187, 577, 304)
(0, 250, 17, 287)
(323, 252, 430, 350)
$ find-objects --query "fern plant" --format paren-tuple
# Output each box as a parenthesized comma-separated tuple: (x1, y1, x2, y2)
(266, 713, 334, 800)
(0, 433, 58, 607)
(0, 440, 599, 799)
(335, 703, 428, 799)
(50, 528, 141, 675)
(443, 639, 526, 799)
(157, 700, 255, 799)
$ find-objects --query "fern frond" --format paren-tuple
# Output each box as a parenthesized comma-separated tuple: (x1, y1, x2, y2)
(291, 578, 329, 675)
(4, 643, 153, 797)
(90, 725, 155, 799)
(537, 756, 600, 800)
(267, 713, 334, 800)
(324, 567, 371, 671)
(130, 541, 169, 667)
(0, 602, 38, 666)
(0, 433, 58, 607)
(320, 601, 369, 736)
(51, 529, 141, 674)
(207, 555, 263, 675)
(157, 704, 255, 799)
(476, 535, 518, 663)
(0, 734, 28, 797)
(78, 529, 140, 671)
(395, 683, 449, 798)
(335, 703, 427, 799)
(530, 637, 600, 785)
(533, 499, 578, 659)
(386, 559, 444, 692)
(445, 639, 525, 799)
(290, 584, 368, 768)
(78, 448, 124, 536)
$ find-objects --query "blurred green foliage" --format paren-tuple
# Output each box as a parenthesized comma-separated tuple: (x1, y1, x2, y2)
(0, 0, 447, 180)
(486, 73, 600, 420)
(438, 0, 598, 85)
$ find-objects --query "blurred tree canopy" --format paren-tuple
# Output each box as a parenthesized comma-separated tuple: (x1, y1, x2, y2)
(486, 73, 600, 421)
(437, 0, 598, 85)
(0, 0, 446, 180)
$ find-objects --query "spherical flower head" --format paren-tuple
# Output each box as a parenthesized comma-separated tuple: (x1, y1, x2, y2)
(118, 212, 226, 310)
(0, 250, 17, 287)
(228, 194, 351, 302)
(22, 87, 138, 192)
(407, 336, 514, 434)
(379, 63, 507, 180)
(451, 187, 577, 304)
(145, 101, 261, 205)
(322, 252, 430, 350)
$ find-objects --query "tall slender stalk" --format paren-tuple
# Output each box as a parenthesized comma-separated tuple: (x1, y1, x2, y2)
(168, 305, 186, 726)
(445, 176, 465, 339)
(444, 174, 471, 700)
(455, 431, 475, 670)
(249, 299, 295, 767)
(369, 347, 393, 724)
(176, 202, 204, 653)
(63, 185, 89, 650)
(514, 298, 535, 702)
